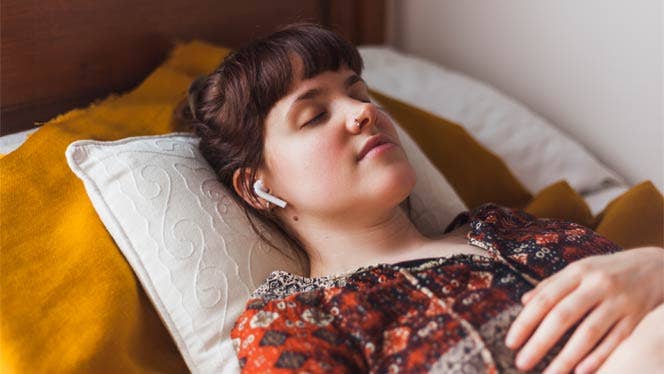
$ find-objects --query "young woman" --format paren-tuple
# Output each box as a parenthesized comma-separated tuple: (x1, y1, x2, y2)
(180, 23, 663, 373)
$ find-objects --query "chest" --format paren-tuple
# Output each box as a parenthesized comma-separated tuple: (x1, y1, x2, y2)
(415, 242, 490, 260)
(329, 261, 557, 372)
(391, 238, 492, 265)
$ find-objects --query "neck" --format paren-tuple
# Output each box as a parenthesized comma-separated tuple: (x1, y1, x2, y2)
(293, 206, 431, 278)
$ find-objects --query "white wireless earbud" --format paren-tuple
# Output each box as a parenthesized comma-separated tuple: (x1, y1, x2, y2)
(253, 179, 287, 208)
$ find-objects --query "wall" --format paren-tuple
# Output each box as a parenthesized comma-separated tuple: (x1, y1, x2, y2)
(386, 0, 663, 192)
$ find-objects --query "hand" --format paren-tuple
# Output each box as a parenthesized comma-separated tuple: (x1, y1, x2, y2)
(504, 246, 664, 374)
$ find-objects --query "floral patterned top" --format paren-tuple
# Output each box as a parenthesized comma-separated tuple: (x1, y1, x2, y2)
(230, 203, 622, 373)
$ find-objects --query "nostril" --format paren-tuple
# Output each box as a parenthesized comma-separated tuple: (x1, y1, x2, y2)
(353, 117, 366, 131)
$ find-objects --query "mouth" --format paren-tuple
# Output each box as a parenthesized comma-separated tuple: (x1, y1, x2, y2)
(357, 133, 396, 161)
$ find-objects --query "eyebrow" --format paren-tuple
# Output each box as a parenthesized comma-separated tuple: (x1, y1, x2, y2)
(287, 74, 366, 119)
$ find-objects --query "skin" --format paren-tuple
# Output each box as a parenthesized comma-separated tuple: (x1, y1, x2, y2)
(231, 54, 664, 370)
(233, 55, 486, 278)
(596, 301, 664, 373)
(506, 246, 664, 373)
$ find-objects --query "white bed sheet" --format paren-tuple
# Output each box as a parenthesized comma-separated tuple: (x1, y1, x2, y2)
(0, 128, 38, 155)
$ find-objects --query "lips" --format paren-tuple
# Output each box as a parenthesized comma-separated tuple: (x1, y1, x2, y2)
(357, 134, 395, 161)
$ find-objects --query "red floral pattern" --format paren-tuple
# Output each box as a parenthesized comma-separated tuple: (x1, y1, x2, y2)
(230, 203, 622, 373)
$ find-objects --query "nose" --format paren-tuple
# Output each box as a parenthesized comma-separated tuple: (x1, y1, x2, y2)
(347, 102, 377, 134)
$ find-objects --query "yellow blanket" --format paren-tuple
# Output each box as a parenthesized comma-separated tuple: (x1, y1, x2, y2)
(0, 40, 227, 373)
(2, 38, 661, 373)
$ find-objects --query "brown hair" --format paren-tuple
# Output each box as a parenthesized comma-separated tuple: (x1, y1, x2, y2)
(176, 22, 411, 273)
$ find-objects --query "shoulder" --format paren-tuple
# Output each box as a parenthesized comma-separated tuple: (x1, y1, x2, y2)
(231, 279, 334, 347)
(230, 288, 355, 370)
(230, 287, 366, 371)
(467, 202, 622, 279)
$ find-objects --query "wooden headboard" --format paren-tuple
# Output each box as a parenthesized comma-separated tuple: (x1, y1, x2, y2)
(0, 0, 385, 136)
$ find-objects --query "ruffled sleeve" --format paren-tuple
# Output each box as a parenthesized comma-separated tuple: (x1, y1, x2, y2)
(230, 289, 366, 373)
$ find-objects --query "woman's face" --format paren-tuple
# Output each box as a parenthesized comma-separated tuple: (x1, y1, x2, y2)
(259, 57, 416, 223)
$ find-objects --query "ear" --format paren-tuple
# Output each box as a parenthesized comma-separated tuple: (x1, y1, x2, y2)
(232, 168, 269, 210)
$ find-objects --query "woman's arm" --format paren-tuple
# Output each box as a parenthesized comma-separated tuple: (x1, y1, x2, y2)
(505, 246, 664, 373)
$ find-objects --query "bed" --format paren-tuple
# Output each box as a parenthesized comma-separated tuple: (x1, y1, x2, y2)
(2, 1, 662, 373)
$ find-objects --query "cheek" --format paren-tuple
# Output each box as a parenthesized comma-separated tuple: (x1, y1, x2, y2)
(274, 137, 352, 198)
(299, 138, 351, 184)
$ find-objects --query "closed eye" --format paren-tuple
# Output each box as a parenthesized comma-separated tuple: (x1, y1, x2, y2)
(302, 111, 327, 128)
(300, 95, 374, 129)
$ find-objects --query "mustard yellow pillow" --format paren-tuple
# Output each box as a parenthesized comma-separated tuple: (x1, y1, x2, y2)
(0, 40, 228, 373)
(370, 89, 532, 210)
(524, 180, 595, 228)
(593, 181, 664, 249)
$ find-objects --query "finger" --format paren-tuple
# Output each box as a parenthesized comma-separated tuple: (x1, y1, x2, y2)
(515, 287, 601, 371)
(506, 272, 581, 350)
(522, 276, 555, 304)
(541, 302, 619, 374)
(574, 317, 636, 374)
(522, 289, 535, 304)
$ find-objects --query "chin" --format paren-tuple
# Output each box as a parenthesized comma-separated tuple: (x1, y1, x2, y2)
(368, 161, 417, 207)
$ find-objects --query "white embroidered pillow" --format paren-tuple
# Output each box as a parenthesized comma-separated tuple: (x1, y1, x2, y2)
(65, 123, 466, 372)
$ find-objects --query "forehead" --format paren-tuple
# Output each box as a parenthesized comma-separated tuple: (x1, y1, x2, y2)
(269, 56, 351, 114)
(286, 53, 352, 95)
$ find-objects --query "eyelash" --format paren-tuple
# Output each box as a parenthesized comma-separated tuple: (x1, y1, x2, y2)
(302, 97, 373, 128)
(304, 111, 327, 127)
